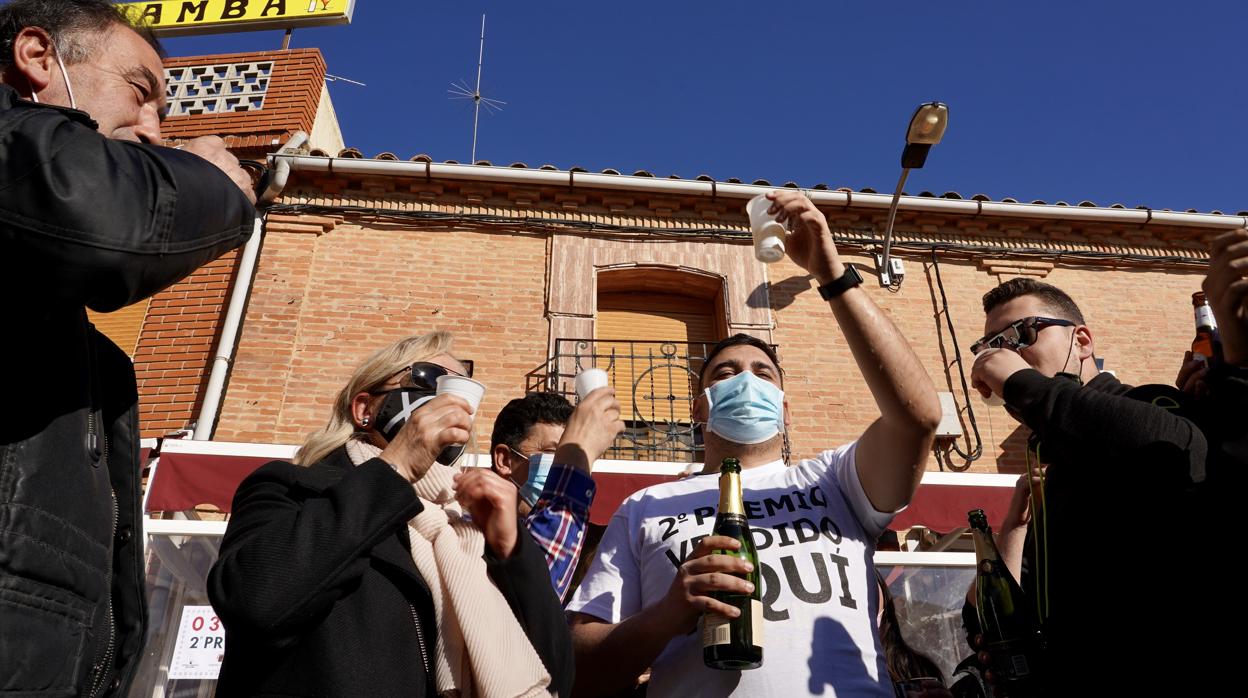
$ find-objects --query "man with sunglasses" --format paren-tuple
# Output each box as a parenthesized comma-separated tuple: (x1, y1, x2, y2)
(489, 391, 622, 603)
(968, 278, 1209, 693)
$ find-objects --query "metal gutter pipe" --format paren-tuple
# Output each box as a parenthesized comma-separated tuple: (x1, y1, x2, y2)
(271, 155, 1247, 231)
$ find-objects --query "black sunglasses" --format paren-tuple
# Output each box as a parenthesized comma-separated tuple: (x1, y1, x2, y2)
(970, 316, 1075, 355)
(371, 360, 473, 394)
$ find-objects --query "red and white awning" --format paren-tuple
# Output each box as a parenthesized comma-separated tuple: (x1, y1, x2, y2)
(145, 439, 1016, 532)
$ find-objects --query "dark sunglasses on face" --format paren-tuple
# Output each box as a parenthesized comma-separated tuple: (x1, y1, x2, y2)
(371, 360, 473, 394)
(970, 316, 1075, 355)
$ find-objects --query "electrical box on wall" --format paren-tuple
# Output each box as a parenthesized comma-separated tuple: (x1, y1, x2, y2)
(936, 391, 963, 438)
(874, 254, 906, 286)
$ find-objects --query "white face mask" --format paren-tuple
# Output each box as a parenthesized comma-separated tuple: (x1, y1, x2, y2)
(29, 41, 77, 110)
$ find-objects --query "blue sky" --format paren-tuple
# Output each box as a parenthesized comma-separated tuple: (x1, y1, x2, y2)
(164, 1, 1247, 214)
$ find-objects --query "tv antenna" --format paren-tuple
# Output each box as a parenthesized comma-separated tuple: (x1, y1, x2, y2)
(448, 14, 506, 163)
(325, 74, 366, 87)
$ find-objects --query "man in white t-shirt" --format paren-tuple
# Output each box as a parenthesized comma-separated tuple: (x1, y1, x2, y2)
(566, 190, 943, 697)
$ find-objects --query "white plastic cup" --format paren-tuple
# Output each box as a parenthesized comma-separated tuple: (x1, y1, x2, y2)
(746, 194, 786, 263)
(436, 374, 486, 414)
(982, 391, 1005, 407)
(575, 368, 609, 400)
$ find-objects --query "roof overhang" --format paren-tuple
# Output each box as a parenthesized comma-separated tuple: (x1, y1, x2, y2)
(271, 154, 1248, 231)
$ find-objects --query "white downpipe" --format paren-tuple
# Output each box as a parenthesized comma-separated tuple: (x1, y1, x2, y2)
(260, 132, 307, 203)
(190, 133, 305, 441)
(274, 155, 1248, 231)
(192, 217, 263, 441)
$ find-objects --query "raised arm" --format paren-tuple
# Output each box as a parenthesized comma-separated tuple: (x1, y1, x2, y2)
(1001, 368, 1207, 484)
(1202, 229, 1248, 466)
(770, 190, 942, 512)
(0, 104, 255, 311)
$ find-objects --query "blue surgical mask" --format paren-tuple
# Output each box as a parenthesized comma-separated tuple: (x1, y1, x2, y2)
(703, 371, 785, 445)
(510, 449, 555, 506)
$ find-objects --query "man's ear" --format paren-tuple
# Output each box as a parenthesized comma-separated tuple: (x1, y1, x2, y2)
(1074, 325, 1095, 361)
(782, 395, 792, 430)
(8, 27, 58, 99)
(691, 391, 708, 423)
(491, 444, 512, 477)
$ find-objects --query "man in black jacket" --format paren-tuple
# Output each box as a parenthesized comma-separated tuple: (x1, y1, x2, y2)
(0, 1, 256, 695)
(969, 278, 1209, 693)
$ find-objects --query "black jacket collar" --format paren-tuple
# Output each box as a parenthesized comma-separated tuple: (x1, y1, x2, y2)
(0, 82, 99, 129)
(286, 444, 359, 492)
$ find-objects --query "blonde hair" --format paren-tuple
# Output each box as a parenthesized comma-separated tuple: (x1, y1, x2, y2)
(295, 331, 456, 465)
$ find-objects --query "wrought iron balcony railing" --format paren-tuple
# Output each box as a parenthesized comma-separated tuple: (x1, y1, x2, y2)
(526, 338, 723, 462)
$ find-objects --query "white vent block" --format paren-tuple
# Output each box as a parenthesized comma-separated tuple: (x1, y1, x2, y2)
(164, 61, 274, 117)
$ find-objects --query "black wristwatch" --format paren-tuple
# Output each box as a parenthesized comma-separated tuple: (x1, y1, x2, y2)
(817, 264, 863, 300)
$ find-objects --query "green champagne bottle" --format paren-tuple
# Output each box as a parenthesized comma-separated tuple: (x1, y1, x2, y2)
(968, 509, 1043, 696)
(702, 458, 763, 670)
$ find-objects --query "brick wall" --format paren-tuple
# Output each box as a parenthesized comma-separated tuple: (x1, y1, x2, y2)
(134, 249, 239, 436)
(198, 177, 1213, 475)
(767, 251, 1203, 473)
(214, 218, 551, 450)
(160, 48, 326, 152)
(127, 48, 330, 437)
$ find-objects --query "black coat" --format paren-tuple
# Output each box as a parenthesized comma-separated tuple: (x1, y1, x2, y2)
(207, 447, 574, 697)
(1002, 370, 1210, 693)
(0, 84, 254, 696)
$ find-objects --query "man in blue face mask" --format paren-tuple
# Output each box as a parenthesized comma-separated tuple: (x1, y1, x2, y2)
(490, 390, 622, 603)
(568, 191, 945, 698)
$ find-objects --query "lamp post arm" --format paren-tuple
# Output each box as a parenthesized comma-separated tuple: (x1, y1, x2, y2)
(879, 167, 911, 286)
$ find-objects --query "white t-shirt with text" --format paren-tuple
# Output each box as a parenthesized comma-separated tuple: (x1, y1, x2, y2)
(568, 442, 897, 698)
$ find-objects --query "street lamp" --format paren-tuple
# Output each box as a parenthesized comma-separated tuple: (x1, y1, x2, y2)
(877, 102, 949, 287)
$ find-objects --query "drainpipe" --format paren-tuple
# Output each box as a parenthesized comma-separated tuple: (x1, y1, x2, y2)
(275, 155, 1248, 231)
(191, 216, 262, 441)
(193, 132, 307, 440)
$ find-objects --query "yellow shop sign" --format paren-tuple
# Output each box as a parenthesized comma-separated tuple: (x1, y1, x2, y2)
(118, 0, 356, 37)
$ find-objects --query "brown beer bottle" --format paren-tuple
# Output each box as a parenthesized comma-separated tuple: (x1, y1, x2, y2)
(1191, 292, 1222, 366)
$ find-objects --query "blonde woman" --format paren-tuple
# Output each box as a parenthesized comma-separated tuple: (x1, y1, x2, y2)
(207, 332, 572, 697)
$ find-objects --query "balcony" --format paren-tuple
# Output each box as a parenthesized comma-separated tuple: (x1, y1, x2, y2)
(529, 339, 783, 464)
(527, 338, 726, 462)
